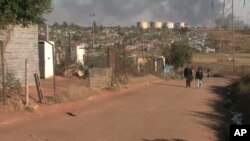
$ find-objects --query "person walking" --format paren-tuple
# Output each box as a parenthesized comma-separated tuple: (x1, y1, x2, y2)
(184, 66, 193, 88)
(195, 67, 204, 89)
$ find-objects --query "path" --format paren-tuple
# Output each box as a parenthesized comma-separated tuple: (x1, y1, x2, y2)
(0, 77, 229, 141)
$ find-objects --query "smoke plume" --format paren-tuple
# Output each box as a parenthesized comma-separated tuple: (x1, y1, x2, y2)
(46, 0, 223, 27)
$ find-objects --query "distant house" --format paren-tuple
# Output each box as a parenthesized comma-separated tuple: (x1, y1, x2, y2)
(0, 26, 39, 86)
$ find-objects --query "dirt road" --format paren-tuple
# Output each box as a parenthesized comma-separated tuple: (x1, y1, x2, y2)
(0, 77, 229, 141)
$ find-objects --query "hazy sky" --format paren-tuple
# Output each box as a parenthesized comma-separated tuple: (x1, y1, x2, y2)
(45, 0, 250, 27)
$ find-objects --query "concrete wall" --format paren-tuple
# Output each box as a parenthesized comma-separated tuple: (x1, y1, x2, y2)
(86, 55, 108, 68)
(1, 26, 39, 86)
(89, 68, 112, 89)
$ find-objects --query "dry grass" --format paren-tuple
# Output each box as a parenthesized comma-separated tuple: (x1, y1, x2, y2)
(126, 75, 160, 84)
(46, 85, 99, 104)
(193, 53, 250, 66)
(0, 93, 2, 102)
(2, 94, 26, 111)
(198, 29, 250, 53)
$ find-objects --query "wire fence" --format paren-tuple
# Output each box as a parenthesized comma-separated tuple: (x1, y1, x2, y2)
(84, 45, 163, 86)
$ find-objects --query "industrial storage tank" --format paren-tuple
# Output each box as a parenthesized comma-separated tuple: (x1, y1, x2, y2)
(137, 21, 149, 29)
(166, 22, 174, 29)
(175, 22, 188, 28)
(150, 21, 162, 29)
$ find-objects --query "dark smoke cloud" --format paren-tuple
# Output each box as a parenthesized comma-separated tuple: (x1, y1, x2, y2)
(166, 0, 222, 26)
(45, 0, 223, 27)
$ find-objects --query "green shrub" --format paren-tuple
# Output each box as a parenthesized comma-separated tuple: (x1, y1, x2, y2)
(170, 41, 193, 68)
(238, 76, 250, 95)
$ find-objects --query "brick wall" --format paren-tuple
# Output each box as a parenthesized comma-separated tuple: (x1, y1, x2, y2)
(0, 26, 39, 86)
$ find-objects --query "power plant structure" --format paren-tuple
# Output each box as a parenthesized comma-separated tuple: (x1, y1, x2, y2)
(137, 21, 149, 29)
(175, 22, 188, 29)
(137, 21, 187, 29)
(163, 22, 175, 29)
(150, 21, 163, 29)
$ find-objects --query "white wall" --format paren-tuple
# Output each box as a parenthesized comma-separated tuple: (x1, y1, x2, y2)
(70, 44, 86, 64)
(77, 45, 86, 65)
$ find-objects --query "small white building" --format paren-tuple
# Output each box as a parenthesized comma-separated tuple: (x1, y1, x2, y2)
(38, 41, 54, 79)
(70, 43, 87, 65)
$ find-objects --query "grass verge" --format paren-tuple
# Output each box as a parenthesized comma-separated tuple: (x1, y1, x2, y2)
(220, 75, 250, 140)
(45, 85, 99, 104)
(228, 75, 250, 124)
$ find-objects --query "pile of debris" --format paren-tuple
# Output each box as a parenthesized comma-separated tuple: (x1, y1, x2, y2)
(57, 64, 89, 78)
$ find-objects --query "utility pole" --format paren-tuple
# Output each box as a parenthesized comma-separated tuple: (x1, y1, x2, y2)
(68, 30, 71, 64)
(93, 20, 95, 48)
(219, 0, 226, 54)
(232, 0, 235, 72)
(141, 29, 145, 59)
(90, 14, 95, 48)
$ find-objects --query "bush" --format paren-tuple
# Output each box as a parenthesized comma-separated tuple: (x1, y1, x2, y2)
(0, 92, 2, 102)
(163, 72, 182, 80)
(5, 73, 22, 95)
(230, 75, 250, 124)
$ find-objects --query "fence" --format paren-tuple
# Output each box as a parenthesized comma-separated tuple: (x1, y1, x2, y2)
(0, 41, 5, 104)
(110, 46, 162, 83)
(84, 45, 162, 87)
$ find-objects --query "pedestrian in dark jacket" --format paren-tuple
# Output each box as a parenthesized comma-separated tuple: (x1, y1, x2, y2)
(184, 66, 193, 88)
(195, 67, 203, 88)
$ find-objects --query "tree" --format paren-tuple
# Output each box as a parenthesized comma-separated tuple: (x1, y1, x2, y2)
(0, 0, 52, 105)
(0, 0, 52, 29)
(169, 42, 193, 68)
(162, 45, 171, 64)
(0, 0, 52, 47)
(52, 22, 60, 28)
(62, 21, 69, 28)
(92, 20, 100, 33)
(98, 24, 104, 32)
(179, 27, 190, 35)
